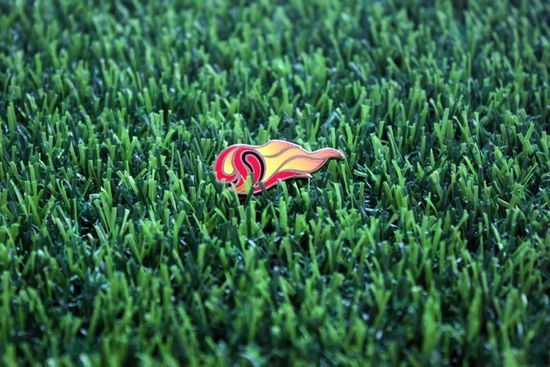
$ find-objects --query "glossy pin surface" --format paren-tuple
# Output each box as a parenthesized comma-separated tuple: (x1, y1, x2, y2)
(214, 140, 345, 194)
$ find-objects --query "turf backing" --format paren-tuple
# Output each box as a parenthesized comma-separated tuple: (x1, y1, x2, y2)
(0, 0, 549, 366)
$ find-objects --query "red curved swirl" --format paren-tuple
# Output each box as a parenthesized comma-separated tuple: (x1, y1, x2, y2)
(214, 146, 265, 192)
(214, 146, 238, 183)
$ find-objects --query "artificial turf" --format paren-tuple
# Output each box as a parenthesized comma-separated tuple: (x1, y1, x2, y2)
(0, 0, 549, 365)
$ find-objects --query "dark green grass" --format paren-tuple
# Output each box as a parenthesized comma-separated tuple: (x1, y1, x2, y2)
(0, 0, 549, 365)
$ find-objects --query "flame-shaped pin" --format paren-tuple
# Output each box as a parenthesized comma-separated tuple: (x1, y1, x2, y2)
(214, 140, 344, 194)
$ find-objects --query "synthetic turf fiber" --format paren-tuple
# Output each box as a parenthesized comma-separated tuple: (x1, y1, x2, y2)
(0, 0, 549, 365)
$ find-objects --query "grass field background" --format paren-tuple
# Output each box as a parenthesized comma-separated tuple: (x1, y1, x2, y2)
(0, 0, 549, 365)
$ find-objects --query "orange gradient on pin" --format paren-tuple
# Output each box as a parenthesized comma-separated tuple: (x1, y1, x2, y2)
(214, 140, 345, 194)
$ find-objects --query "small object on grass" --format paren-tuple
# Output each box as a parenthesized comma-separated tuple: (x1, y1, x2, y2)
(214, 140, 345, 194)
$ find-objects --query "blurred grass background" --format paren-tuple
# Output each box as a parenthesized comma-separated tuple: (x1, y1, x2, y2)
(0, 0, 549, 365)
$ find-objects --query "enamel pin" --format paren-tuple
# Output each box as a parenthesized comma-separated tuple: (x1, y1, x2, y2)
(214, 140, 345, 194)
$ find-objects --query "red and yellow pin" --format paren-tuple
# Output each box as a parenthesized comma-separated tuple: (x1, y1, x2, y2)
(214, 140, 344, 194)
